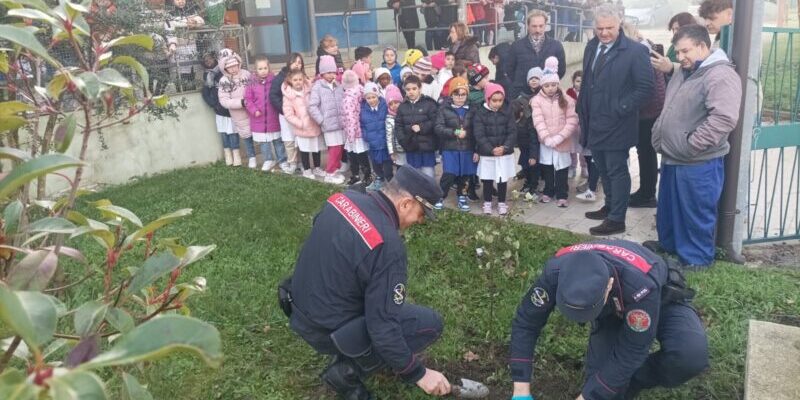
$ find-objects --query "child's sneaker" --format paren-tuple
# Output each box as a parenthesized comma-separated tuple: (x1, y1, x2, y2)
(261, 160, 276, 172)
(557, 199, 569, 208)
(540, 195, 552, 203)
(279, 161, 292, 174)
(223, 149, 233, 166)
(524, 191, 540, 202)
(232, 151, 242, 167)
(302, 169, 315, 180)
(576, 190, 597, 202)
(457, 196, 470, 212)
(434, 200, 444, 210)
(248, 157, 257, 169)
(312, 167, 326, 177)
(324, 173, 345, 184)
(498, 202, 509, 215)
(347, 175, 361, 186)
(366, 178, 383, 191)
(482, 202, 493, 215)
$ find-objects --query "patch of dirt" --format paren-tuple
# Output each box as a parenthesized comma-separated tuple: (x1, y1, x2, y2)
(428, 343, 584, 400)
(770, 314, 800, 328)
(743, 242, 800, 268)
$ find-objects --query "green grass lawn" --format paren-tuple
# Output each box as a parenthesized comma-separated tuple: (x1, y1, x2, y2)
(68, 164, 800, 399)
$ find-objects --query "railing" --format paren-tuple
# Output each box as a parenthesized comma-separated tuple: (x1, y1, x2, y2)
(746, 27, 800, 243)
(342, 1, 590, 56)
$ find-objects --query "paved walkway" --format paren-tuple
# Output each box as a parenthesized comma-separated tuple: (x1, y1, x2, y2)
(439, 148, 659, 243)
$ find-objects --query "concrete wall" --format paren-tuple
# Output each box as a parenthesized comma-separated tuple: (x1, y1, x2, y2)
(40, 92, 222, 197)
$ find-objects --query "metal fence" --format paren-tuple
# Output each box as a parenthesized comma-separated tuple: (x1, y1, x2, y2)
(747, 27, 800, 243)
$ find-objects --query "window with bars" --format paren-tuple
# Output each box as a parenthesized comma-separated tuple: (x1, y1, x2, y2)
(313, 0, 368, 14)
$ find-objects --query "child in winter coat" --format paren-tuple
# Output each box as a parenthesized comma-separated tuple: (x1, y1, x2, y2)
(245, 55, 288, 173)
(511, 66, 543, 196)
(384, 85, 406, 167)
(395, 75, 440, 178)
(413, 57, 441, 102)
(270, 53, 306, 174)
(201, 50, 237, 167)
(309, 55, 347, 184)
(217, 50, 255, 168)
(361, 82, 392, 190)
(340, 70, 372, 186)
(315, 35, 345, 82)
(474, 82, 517, 216)
(282, 70, 323, 180)
(430, 51, 453, 89)
(352, 46, 373, 85)
(531, 57, 578, 207)
(434, 77, 477, 212)
(382, 46, 403, 87)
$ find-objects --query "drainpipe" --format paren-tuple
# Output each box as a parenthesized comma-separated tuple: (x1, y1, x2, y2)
(716, 0, 764, 263)
(307, 0, 318, 52)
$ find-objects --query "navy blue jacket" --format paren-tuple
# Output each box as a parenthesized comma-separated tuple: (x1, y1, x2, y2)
(505, 36, 566, 99)
(395, 95, 440, 153)
(201, 69, 230, 117)
(472, 103, 517, 157)
(361, 98, 389, 151)
(578, 31, 654, 151)
(269, 67, 287, 116)
(435, 98, 475, 153)
(509, 240, 669, 400)
(290, 190, 426, 383)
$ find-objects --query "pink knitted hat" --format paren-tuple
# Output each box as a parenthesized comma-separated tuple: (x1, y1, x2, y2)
(319, 55, 337, 74)
(484, 82, 505, 105)
(351, 60, 370, 84)
(540, 56, 560, 86)
(430, 51, 446, 70)
(342, 70, 359, 90)
(385, 84, 403, 104)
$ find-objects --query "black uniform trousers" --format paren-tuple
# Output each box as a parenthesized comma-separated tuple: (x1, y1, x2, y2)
(585, 303, 709, 398)
(300, 304, 443, 376)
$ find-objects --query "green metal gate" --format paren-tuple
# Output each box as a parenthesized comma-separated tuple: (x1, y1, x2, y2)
(747, 27, 800, 243)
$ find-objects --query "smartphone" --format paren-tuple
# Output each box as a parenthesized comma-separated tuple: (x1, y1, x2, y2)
(652, 44, 665, 56)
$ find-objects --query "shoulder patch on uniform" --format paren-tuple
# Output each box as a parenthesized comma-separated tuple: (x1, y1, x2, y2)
(393, 283, 406, 305)
(626, 309, 651, 332)
(632, 287, 650, 302)
(530, 287, 549, 307)
(327, 193, 384, 250)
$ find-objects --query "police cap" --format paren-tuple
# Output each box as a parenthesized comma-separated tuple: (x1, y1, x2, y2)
(393, 166, 443, 220)
(556, 251, 612, 323)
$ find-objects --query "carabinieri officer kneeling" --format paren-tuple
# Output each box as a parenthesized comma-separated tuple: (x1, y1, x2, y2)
(508, 240, 709, 400)
(280, 166, 451, 400)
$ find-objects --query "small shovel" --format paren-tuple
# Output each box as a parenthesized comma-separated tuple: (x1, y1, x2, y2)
(451, 378, 490, 399)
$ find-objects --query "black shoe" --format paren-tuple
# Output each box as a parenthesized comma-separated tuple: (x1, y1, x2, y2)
(347, 175, 361, 186)
(321, 357, 372, 400)
(642, 240, 666, 255)
(467, 189, 480, 202)
(362, 175, 373, 187)
(629, 196, 658, 208)
(589, 219, 626, 236)
(585, 206, 610, 221)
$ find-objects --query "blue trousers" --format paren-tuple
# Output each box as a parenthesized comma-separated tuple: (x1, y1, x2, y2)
(260, 139, 287, 163)
(585, 304, 709, 398)
(657, 158, 724, 266)
(220, 132, 239, 150)
(593, 150, 631, 223)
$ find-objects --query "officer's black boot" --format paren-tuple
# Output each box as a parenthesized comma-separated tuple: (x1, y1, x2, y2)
(320, 356, 374, 400)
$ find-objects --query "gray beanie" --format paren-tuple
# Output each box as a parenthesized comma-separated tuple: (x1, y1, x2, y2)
(527, 67, 544, 83)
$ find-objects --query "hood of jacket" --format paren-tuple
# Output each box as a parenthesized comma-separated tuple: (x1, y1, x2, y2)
(219, 52, 244, 79)
(281, 78, 311, 99)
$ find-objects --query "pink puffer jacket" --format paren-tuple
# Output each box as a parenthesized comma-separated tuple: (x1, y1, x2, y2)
(218, 53, 252, 138)
(281, 79, 321, 138)
(244, 73, 281, 133)
(531, 91, 578, 153)
(340, 86, 363, 142)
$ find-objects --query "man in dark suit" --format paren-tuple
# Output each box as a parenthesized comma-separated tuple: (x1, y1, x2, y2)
(578, 3, 654, 236)
(504, 9, 566, 99)
(389, 0, 420, 49)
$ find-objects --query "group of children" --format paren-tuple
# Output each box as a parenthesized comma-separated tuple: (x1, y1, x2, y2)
(201, 35, 593, 215)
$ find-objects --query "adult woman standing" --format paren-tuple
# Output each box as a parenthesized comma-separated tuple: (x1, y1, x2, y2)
(448, 22, 480, 66)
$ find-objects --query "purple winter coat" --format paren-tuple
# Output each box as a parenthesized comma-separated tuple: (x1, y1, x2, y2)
(245, 74, 281, 133)
(309, 78, 344, 132)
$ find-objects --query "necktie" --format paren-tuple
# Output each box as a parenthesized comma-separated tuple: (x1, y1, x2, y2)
(594, 44, 609, 78)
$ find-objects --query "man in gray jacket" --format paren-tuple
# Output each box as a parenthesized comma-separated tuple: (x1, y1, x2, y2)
(648, 24, 741, 268)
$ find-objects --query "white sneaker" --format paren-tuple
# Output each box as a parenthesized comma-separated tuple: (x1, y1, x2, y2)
(576, 190, 597, 202)
(261, 160, 276, 172)
(337, 162, 349, 174)
(302, 169, 316, 180)
(324, 173, 345, 184)
(279, 162, 292, 174)
(247, 157, 257, 169)
(312, 167, 326, 177)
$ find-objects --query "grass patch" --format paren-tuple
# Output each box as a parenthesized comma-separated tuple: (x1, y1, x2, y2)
(66, 164, 800, 399)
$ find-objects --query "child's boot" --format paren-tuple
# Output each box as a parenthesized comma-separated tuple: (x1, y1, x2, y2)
(232, 150, 242, 167)
(248, 157, 257, 169)
(223, 149, 233, 166)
